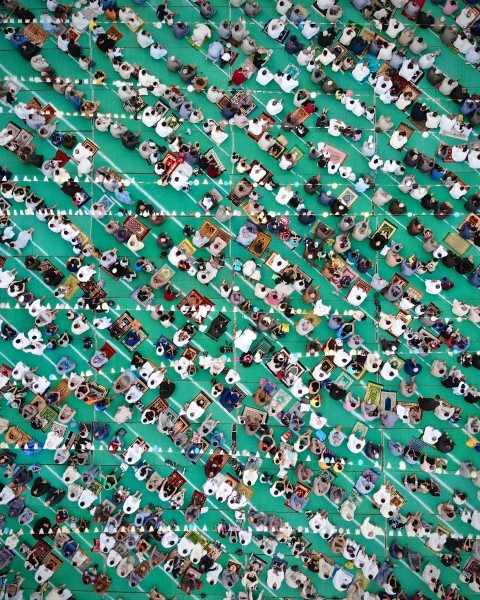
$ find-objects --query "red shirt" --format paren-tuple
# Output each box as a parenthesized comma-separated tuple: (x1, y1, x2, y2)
(164, 288, 178, 300)
(207, 163, 220, 178)
(231, 70, 246, 85)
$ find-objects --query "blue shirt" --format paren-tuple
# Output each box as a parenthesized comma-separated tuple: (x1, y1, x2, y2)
(355, 178, 370, 193)
(114, 188, 133, 204)
(66, 92, 82, 110)
(350, 37, 368, 55)
(460, 100, 477, 115)
(430, 167, 445, 181)
(10, 34, 30, 49)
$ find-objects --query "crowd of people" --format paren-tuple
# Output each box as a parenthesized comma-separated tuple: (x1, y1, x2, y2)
(0, 0, 478, 599)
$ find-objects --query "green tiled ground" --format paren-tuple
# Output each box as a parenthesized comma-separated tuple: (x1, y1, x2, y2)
(0, 1, 479, 599)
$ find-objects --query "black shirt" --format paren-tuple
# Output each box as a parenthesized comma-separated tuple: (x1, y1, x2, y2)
(416, 11, 434, 27)
(418, 396, 440, 411)
(317, 27, 336, 48)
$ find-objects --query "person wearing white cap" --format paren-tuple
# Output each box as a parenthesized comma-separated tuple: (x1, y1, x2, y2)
(362, 137, 376, 157)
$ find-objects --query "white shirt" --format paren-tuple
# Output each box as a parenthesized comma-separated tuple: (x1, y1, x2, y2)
(466, 47, 480, 64)
(0, 270, 16, 287)
(123, 494, 142, 513)
(378, 43, 394, 61)
(142, 108, 161, 128)
(267, 19, 285, 40)
(451, 146, 469, 162)
(276, 187, 293, 205)
(297, 48, 314, 66)
(422, 425, 442, 446)
(12, 230, 33, 249)
(450, 183, 467, 199)
(279, 74, 298, 93)
(347, 434, 365, 453)
(454, 36, 473, 54)
(382, 159, 398, 173)
(137, 31, 153, 48)
(0, 131, 14, 147)
(57, 36, 69, 52)
(339, 29, 356, 46)
(114, 405, 133, 423)
(457, 8, 477, 28)
(386, 19, 404, 38)
(119, 63, 134, 79)
(150, 44, 167, 60)
(389, 131, 408, 150)
(419, 53, 437, 69)
(35, 565, 54, 583)
(71, 12, 89, 30)
(77, 265, 96, 282)
(250, 165, 266, 182)
(328, 119, 343, 136)
(155, 121, 173, 138)
(138, 71, 156, 87)
(395, 94, 412, 111)
(256, 68, 274, 86)
(14, 102, 32, 120)
(266, 99, 283, 115)
(185, 401, 206, 420)
(352, 63, 369, 82)
(439, 114, 455, 132)
(434, 402, 455, 420)
(425, 279, 442, 294)
(0, 485, 15, 504)
(374, 75, 392, 94)
(352, 102, 366, 117)
(347, 285, 367, 306)
(301, 20, 319, 40)
(410, 186, 428, 200)
(426, 532, 447, 551)
(425, 112, 441, 129)
(248, 120, 264, 136)
(332, 569, 353, 591)
(468, 151, 480, 169)
(279, 155, 293, 170)
(234, 329, 257, 352)
(211, 127, 228, 144)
